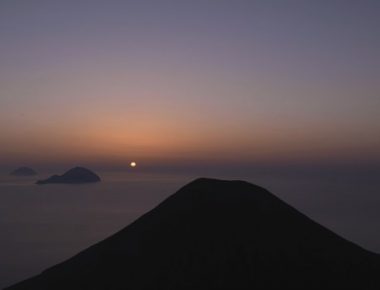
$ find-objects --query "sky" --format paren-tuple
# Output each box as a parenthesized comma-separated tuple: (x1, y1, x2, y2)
(0, 0, 379, 172)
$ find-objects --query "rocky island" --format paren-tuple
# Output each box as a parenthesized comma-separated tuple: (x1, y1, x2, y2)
(10, 167, 37, 176)
(36, 167, 101, 184)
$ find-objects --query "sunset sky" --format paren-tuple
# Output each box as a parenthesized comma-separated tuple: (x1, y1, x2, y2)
(1, 0, 379, 171)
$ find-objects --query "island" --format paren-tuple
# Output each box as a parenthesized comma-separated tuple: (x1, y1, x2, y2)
(36, 167, 101, 184)
(10, 167, 37, 176)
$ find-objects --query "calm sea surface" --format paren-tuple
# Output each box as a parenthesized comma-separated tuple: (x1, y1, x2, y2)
(1, 171, 379, 288)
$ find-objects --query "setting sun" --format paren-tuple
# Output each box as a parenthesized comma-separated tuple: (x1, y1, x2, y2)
(130, 162, 137, 168)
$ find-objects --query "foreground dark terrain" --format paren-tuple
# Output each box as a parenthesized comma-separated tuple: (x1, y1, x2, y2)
(6, 178, 380, 289)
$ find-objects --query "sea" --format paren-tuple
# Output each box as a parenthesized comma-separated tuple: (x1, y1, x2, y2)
(0, 170, 379, 288)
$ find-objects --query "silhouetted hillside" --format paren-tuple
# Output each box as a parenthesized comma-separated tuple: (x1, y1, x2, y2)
(6, 178, 380, 289)
(36, 167, 100, 184)
(10, 167, 37, 176)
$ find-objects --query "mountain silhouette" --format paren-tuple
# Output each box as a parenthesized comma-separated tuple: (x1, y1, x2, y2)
(6, 178, 380, 289)
(36, 167, 100, 184)
(10, 167, 37, 176)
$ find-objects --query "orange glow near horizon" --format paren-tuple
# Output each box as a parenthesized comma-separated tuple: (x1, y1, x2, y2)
(1, 107, 379, 168)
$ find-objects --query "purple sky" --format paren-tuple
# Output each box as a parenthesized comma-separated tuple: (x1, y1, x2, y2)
(0, 0, 379, 171)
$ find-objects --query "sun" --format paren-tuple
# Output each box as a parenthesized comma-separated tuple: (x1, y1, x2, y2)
(130, 161, 137, 168)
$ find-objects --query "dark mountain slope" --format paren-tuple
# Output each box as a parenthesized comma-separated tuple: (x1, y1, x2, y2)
(6, 178, 380, 289)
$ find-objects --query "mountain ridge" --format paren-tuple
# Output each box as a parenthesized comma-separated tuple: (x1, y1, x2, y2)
(6, 178, 380, 289)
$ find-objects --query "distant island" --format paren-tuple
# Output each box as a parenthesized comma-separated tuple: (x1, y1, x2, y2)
(7, 178, 380, 289)
(36, 167, 101, 184)
(10, 167, 37, 176)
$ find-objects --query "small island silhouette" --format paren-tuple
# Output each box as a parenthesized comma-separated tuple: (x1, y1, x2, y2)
(36, 167, 101, 184)
(10, 167, 37, 176)
(6, 178, 380, 289)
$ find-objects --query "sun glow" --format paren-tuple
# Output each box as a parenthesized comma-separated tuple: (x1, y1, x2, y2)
(130, 161, 137, 167)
